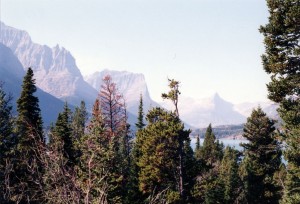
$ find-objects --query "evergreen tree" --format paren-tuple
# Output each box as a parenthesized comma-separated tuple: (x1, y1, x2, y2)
(200, 124, 223, 166)
(161, 79, 189, 199)
(239, 107, 282, 204)
(77, 99, 110, 204)
(12, 67, 44, 202)
(162, 78, 180, 116)
(192, 124, 224, 203)
(182, 138, 197, 202)
(117, 107, 132, 203)
(194, 135, 201, 160)
(72, 100, 88, 161)
(0, 83, 14, 202)
(138, 107, 190, 203)
(135, 94, 146, 130)
(129, 94, 146, 203)
(53, 102, 76, 166)
(219, 146, 242, 204)
(98, 75, 129, 203)
(260, 0, 300, 202)
(72, 100, 88, 140)
(43, 130, 81, 203)
(16, 68, 43, 140)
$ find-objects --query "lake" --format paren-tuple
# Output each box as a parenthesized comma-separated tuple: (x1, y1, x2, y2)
(190, 138, 248, 151)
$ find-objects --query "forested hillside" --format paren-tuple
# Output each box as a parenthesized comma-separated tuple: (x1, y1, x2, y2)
(0, 0, 299, 203)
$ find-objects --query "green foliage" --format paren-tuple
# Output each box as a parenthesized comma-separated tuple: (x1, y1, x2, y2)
(77, 99, 110, 203)
(182, 138, 197, 202)
(12, 67, 45, 202)
(194, 135, 201, 160)
(194, 124, 244, 139)
(16, 67, 43, 140)
(135, 94, 146, 130)
(138, 107, 190, 201)
(0, 83, 14, 202)
(162, 79, 180, 116)
(200, 124, 223, 166)
(192, 124, 224, 203)
(98, 75, 130, 203)
(72, 100, 88, 162)
(0, 83, 14, 150)
(43, 130, 80, 203)
(72, 100, 88, 140)
(220, 146, 242, 204)
(239, 107, 282, 203)
(260, 0, 300, 202)
(53, 102, 77, 166)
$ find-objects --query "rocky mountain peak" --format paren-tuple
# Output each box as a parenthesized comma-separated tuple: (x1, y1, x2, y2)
(0, 21, 98, 107)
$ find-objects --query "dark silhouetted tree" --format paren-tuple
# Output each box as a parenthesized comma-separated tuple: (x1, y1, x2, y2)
(53, 102, 76, 167)
(77, 99, 110, 204)
(138, 107, 190, 203)
(239, 107, 282, 204)
(220, 146, 242, 204)
(12, 68, 44, 202)
(135, 94, 146, 130)
(260, 0, 300, 202)
(0, 82, 14, 202)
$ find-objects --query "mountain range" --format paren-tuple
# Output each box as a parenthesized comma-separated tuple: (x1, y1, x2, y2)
(0, 42, 68, 126)
(0, 21, 278, 129)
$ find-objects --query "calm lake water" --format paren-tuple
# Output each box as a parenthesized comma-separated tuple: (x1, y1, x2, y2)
(190, 138, 248, 151)
(190, 138, 286, 163)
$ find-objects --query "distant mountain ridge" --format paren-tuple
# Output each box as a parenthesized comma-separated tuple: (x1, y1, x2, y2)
(0, 21, 98, 107)
(160, 93, 246, 128)
(85, 69, 159, 115)
(0, 42, 69, 126)
(160, 93, 278, 128)
(0, 21, 278, 129)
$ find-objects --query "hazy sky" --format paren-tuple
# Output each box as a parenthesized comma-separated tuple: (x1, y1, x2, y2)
(1, 0, 270, 103)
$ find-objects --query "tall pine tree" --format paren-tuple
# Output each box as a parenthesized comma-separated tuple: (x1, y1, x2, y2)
(77, 99, 110, 204)
(129, 94, 146, 204)
(161, 79, 189, 200)
(200, 124, 223, 166)
(192, 124, 224, 203)
(72, 100, 88, 141)
(98, 75, 129, 203)
(72, 100, 88, 162)
(260, 0, 300, 202)
(219, 146, 242, 204)
(239, 107, 282, 203)
(53, 102, 76, 166)
(13, 67, 44, 202)
(135, 94, 146, 130)
(194, 134, 201, 160)
(137, 107, 190, 203)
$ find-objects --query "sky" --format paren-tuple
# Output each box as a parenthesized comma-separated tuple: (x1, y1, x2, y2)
(1, 0, 270, 103)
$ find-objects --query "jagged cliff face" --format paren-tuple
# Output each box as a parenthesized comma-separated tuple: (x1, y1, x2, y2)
(0, 21, 278, 128)
(0, 42, 69, 126)
(0, 22, 97, 106)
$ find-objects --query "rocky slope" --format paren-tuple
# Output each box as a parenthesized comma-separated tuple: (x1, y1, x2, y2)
(0, 21, 98, 107)
(0, 42, 68, 126)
